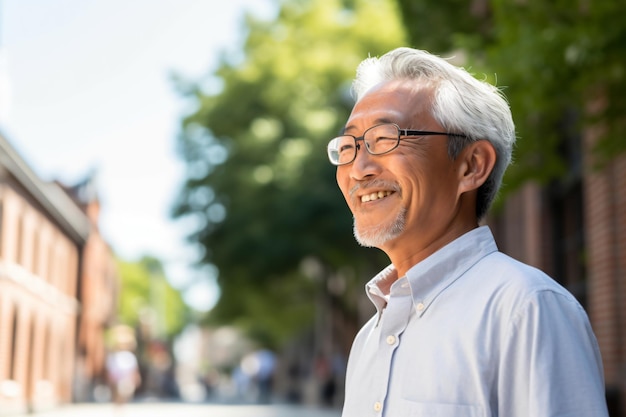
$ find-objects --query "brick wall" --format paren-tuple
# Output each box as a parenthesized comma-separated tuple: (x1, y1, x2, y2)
(0, 184, 80, 415)
(584, 134, 626, 415)
(0, 138, 119, 414)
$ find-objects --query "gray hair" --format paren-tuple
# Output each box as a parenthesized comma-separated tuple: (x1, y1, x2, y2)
(352, 47, 516, 220)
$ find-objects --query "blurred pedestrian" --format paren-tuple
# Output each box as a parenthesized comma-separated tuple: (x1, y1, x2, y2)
(328, 47, 608, 416)
(106, 325, 141, 406)
(240, 349, 276, 403)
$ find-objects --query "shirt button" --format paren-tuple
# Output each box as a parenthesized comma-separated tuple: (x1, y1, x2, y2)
(416, 302, 425, 312)
(386, 335, 396, 345)
(374, 401, 382, 412)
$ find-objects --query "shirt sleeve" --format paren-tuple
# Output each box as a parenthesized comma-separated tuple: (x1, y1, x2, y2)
(498, 289, 609, 417)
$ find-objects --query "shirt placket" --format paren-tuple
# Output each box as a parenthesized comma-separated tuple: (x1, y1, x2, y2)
(372, 287, 414, 416)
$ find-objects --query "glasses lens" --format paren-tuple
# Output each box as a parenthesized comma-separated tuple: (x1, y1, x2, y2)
(328, 136, 356, 165)
(364, 124, 400, 155)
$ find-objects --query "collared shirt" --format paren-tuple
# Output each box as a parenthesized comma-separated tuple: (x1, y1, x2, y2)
(342, 226, 608, 417)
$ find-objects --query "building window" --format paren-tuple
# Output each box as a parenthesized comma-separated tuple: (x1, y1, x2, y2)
(16, 213, 23, 266)
(0, 201, 4, 255)
(42, 322, 50, 380)
(32, 232, 39, 277)
(10, 308, 18, 380)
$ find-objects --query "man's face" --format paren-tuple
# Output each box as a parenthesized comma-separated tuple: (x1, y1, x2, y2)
(336, 80, 464, 252)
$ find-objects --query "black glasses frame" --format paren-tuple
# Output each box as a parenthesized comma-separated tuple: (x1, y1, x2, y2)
(327, 123, 468, 166)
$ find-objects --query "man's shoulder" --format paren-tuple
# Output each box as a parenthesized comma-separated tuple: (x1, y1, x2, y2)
(473, 250, 578, 304)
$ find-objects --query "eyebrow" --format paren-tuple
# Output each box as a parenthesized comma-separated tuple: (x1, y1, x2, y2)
(342, 118, 396, 134)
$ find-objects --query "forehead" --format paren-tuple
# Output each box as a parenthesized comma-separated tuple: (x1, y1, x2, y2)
(345, 80, 434, 132)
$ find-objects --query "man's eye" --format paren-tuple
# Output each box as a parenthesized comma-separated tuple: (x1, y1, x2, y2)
(339, 144, 355, 153)
(374, 135, 396, 143)
(371, 136, 397, 148)
(336, 137, 355, 152)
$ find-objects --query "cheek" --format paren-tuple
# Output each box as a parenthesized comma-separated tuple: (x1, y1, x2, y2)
(408, 170, 458, 217)
(401, 165, 447, 210)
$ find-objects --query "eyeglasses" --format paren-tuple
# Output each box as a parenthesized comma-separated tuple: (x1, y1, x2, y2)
(327, 123, 468, 166)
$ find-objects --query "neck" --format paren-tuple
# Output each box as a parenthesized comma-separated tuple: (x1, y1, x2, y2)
(383, 221, 478, 278)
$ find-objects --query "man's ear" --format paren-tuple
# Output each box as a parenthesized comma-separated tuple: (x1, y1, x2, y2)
(457, 140, 497, 195)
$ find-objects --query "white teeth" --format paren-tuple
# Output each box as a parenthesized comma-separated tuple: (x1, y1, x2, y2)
(361, 190, 393, 203)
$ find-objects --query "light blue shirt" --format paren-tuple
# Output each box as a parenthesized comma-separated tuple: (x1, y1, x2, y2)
(342, 226, 608, 417)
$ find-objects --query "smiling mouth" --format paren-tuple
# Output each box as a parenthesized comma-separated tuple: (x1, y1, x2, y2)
(361, 190, 395, 203)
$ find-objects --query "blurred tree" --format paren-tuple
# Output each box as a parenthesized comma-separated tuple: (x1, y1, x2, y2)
(117, 256, 190, 342)
(396, 0, 626, 190)
(172, 0, 407, 349)
(396, 0, 493, 54)
(485, 0, 625, 186)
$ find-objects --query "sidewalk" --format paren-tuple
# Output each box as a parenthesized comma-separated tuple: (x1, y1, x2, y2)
(13, 402, 342, 417)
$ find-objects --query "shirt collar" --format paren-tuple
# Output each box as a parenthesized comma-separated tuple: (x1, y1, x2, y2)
(366, 264, 398, 312)
(366, 226, 498, 316)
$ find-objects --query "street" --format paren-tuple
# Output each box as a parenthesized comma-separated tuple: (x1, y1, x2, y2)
(15, 402, 341, 417)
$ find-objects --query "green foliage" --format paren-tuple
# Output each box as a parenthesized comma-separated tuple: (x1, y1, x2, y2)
(117, 260, 150, 326)
(117, 256, 190, 340)
(396, 0, 626, 192)
(397, 0, 493, 54)
(172, 0, 406, 347)
(486, 0, 625, 185)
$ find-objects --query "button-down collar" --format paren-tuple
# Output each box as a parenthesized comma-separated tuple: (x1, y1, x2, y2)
(366, 226, 498, 316)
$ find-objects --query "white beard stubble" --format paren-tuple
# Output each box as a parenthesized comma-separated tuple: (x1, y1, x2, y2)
(353, 206, 407, 248)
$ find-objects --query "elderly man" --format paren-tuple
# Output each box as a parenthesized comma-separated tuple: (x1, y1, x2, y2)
(328, 47, 608, 417)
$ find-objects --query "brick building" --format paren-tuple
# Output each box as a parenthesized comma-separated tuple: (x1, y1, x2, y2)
(63, 175, 119, 403)
(0, 133, 118, 415)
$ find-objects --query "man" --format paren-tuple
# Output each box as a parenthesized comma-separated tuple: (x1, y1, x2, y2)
(327, 47, 608, 416)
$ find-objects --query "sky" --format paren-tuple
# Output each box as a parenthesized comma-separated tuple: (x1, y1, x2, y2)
(0, 0, 275, 311)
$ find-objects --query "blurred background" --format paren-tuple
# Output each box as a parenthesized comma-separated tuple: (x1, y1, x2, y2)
(0, 0, 624, 416)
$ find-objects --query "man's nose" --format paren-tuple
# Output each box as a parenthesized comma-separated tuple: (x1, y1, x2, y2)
(349, 144, 381, 180)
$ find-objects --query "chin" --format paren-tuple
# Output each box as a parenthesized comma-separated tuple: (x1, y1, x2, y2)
(353, 208, 406, 248)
